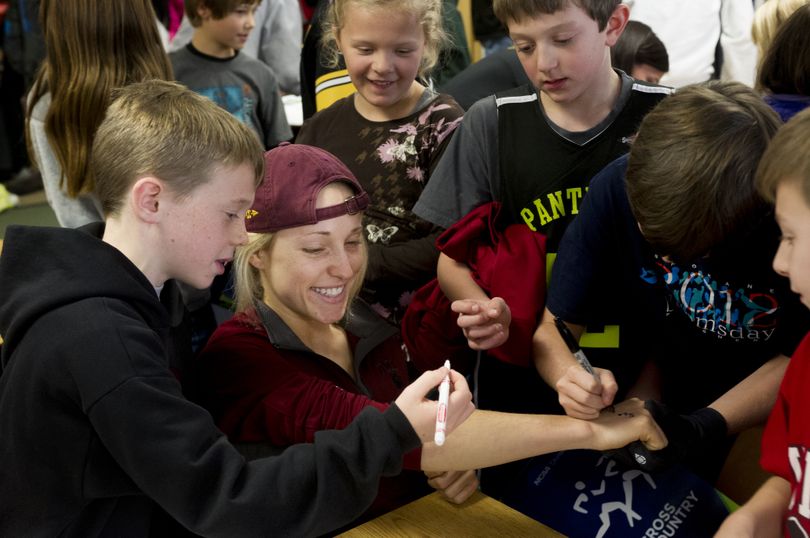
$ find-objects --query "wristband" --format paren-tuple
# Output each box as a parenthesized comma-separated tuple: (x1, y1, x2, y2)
(609, 401, 728, 473)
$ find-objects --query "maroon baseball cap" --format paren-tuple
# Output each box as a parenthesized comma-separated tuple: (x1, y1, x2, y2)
(245, 142, 369, 233)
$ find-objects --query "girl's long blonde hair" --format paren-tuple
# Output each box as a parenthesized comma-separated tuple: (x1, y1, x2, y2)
(26, 0, 173, 197)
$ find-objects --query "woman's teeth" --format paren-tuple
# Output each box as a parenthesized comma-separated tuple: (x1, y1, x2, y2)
(313, 286, 344, 297)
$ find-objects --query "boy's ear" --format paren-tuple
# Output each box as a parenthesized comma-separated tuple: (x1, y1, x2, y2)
(131, 176, 165, 224)
(604, 3, 630, 47)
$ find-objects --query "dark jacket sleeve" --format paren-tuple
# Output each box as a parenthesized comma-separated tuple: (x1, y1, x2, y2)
(81, 312, 420, 537)
(365, 229, 441, 284)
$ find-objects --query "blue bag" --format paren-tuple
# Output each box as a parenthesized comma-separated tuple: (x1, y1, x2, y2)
(501, 450, 732, 538)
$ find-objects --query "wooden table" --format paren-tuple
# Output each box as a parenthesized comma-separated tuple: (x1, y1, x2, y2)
(338, 491, 565, 537)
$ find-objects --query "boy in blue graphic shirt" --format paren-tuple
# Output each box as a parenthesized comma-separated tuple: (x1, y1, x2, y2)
(170, 0, 292, 149)
(540, 81, 810, 481)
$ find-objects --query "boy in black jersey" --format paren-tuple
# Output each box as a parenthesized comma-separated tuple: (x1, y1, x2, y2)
(411, 0, 671, 499)
(413, 2, 670, 416)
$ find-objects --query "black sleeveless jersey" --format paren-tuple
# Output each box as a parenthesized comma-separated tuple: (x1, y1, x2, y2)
(496, 81, 671, 253)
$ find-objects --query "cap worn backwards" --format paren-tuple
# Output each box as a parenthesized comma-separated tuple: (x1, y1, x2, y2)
(245, 142, 370, 233)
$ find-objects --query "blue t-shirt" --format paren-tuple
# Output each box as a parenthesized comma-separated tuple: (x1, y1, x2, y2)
(548, 154, 809, 411)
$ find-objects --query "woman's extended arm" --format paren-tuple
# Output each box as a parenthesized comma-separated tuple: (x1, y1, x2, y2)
(420, 398, 666, 471)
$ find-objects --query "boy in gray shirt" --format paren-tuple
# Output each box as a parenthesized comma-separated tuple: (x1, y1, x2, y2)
(170, 0, 292, 149)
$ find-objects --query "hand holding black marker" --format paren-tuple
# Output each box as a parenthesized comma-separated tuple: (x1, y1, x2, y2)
(553, 317, 599, 381)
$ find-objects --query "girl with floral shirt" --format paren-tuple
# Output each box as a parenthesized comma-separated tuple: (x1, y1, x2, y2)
(296, 0, 463, 323)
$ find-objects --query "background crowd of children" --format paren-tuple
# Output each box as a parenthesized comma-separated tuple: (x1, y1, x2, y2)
(1, 0, 810, 536)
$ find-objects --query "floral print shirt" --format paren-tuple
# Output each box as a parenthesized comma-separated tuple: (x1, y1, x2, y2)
(296, 91, 463, 322)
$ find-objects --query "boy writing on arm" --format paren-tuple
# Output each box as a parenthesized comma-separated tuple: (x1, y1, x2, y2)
(537, 81, 810, 481)
(0, 80, 473, 537)
(714, 108, 810, 537)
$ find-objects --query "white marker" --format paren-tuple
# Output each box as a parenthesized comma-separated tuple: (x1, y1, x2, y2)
(434, 360, 451, 446)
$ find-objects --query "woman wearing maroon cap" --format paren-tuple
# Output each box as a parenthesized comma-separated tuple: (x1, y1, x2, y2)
(189, 144, 668, 526)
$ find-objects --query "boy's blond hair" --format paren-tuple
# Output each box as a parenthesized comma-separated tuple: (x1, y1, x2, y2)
(493, 0, 620, 31)
(92, 80, 264, 217)
(185, 0, 261, 27)
(757, 108, 810, 206)
(320, 0, 449, 79)
(626, 81, 782, 262)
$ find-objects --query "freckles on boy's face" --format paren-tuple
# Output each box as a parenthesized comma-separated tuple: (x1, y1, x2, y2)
(773, 180, 810, 309)
(160, 164, 256, 290)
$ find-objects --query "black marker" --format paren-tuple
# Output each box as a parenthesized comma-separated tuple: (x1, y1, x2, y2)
(554, 317, 599, 381)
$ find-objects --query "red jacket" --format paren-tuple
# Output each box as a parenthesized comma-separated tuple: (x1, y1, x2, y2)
(190, 301, 441, 522)
(402, 201, 547, 368)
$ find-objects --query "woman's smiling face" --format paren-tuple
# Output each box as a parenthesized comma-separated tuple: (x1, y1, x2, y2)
(255, 183, 366, 326)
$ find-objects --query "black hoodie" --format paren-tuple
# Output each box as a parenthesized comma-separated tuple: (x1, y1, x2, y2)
(0, 225, 420, 537)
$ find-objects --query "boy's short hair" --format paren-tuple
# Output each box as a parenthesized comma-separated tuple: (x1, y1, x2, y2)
(626, 80, 782, 261)
(493, 0, 620, 31)
(757, 107, 810, 207)
(92, 80, 264, 217)
(185, 0, 260, 27)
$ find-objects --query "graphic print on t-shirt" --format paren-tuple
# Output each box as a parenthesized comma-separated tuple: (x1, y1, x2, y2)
(196, 84, 256, 131)
(496, 80, 671, 253)
(518, 186, 589, 234)
(787, 445, 810, 536)
(639, 255, 779, 343)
